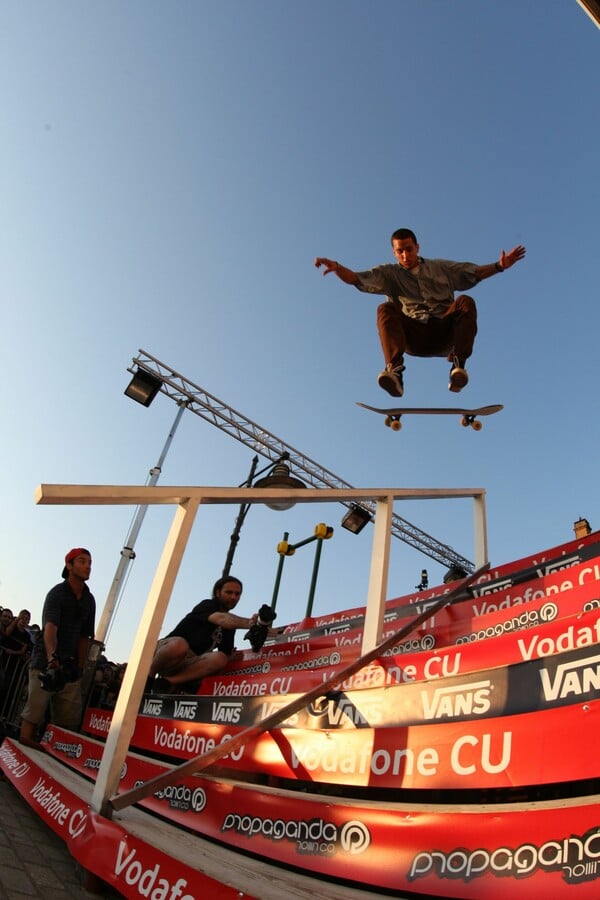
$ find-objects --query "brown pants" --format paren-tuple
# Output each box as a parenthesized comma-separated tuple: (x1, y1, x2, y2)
(377, 295, 478, 368)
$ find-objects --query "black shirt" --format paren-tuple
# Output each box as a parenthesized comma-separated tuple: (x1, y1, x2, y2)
(166, 598, 235, 656)
(30, 580, 96, 669)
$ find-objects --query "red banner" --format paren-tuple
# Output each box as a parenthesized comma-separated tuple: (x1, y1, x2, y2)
(281, 531, 600, 634)
(13, 732, 600, 898)
(0, 739, 251, 899)
(83, 689, 600, 791)
(196, 605, 600, 697)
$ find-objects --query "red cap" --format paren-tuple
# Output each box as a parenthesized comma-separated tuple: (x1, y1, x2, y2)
(62, 548, 90, 578)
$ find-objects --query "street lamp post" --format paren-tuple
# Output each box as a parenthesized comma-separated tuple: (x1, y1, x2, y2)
(271, 524, 334, 617)
(222, 455, 259, 578)
(222, 453, 305, 577)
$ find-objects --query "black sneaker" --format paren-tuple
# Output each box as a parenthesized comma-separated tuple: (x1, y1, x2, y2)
(176, 679, 202, 695)
(151, 676, 175, 695)
(378, 366, 404, 397)
(448, 358, 468, 393)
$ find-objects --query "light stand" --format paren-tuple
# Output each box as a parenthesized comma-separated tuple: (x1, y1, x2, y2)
(222, 452, 306, 576)
(95, 389, 187, 646)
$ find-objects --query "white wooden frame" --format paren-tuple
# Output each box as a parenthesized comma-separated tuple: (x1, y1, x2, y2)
(35, 482, 487, 816)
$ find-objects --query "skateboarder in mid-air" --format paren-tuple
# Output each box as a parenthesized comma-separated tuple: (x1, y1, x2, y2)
(315, 229, 525, 397)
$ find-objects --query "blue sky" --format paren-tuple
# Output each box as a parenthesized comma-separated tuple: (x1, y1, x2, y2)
(1, 1, 598, 664)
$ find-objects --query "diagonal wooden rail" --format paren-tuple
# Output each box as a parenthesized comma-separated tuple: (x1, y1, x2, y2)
(110, 563, 489, 814)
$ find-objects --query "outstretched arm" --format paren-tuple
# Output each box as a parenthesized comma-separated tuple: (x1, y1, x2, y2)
(314, 257, 359, 286)
(209, 610, 257, 631)
(475, 244, 526, 281)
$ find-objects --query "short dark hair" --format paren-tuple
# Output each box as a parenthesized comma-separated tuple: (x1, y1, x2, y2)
(391, 228, 418, 244)
(212, 576, 243, 598)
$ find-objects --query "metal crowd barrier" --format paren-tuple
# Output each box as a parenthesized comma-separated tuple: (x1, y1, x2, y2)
(0, 646, 29, 738)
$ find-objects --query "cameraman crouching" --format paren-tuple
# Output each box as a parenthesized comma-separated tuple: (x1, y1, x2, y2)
(20, 548, 96, 747)
(148, 576, 276, 693)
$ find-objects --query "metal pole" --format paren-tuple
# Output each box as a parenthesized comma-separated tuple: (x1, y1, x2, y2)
(95, 401, 188, 645)
(305, 538, 323, 618)
(271, 532, 289, 612)
(222, 455, 259, 577)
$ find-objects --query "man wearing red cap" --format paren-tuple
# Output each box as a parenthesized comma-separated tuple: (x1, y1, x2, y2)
(20, 548, 96, 746)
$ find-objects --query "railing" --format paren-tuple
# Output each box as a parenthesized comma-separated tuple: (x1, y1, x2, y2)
(0, 647, 29, 737)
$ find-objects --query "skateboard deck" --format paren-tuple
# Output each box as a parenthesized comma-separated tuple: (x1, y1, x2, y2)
(357, 402, 503, 431)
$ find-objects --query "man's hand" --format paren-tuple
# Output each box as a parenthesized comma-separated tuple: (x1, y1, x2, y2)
(315, 257, 359, 286)
(314, 257, 338, 276)
(499, 244, 526, 270)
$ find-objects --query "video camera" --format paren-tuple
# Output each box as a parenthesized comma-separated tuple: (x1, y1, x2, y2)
(39, 656, 80, 692)
(244, 604, 277, 653)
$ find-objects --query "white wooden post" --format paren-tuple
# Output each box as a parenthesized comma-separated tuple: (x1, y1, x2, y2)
(361, 496, 394, 655)
(473, 491, 488, 568)
(91, 496, 200, 815)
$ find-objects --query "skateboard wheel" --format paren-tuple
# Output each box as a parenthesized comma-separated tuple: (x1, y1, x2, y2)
(461, 417, 470, 427)
(472, 420, 483, 431)
(384, 416, 392, 428)
(314, 523, 328, 539)
(277, 541, 289, 555)
(390, 419, 402, 432)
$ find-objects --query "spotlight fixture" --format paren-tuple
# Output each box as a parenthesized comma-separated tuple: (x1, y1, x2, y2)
(443, 565, 468, 584)
(341, 504, 372, 535)
(254, 463, 306, 511)
(416, 569, 428, 591)
(124, 368, 163, 407)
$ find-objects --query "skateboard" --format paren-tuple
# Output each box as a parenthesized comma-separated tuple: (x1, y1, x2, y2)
(357, 402, 503, 431)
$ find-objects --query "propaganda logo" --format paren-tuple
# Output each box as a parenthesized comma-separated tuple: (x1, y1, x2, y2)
(456, 602, 559, 644)
(232, 661, 271, 675)
(83, 758, 128, 779)
(133, 779, 207, 813)
(54, 741, 83, 759)
(282, 650, 341, 672)
(408, 825, 600, 886)
(222, 813, 371, 858)
(382, 634, 435, 656)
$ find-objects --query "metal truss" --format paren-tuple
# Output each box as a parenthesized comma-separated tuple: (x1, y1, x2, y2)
(128, 349, 474, 571)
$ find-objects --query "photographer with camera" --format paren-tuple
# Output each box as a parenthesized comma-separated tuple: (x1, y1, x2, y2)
(20, 548, 96, 747)
(148, 576, 277, 693)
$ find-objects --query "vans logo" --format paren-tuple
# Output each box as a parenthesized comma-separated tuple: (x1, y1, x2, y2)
(173, 700, 198, 720)
(421, 680, 492, 719)
(142, 699, 163, 716)
(539, 654, 600, 701)
(211, 701, 243, 723)
(536, 554, 579, 577)
(472, 578, 512, 597)
(325, 622, 351, 635)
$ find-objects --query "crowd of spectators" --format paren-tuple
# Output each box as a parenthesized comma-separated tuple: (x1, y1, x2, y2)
(0, 599, 127, 733)
(0, 607, 40, 727)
